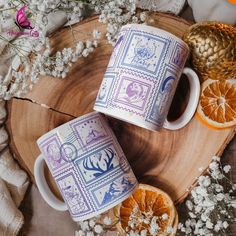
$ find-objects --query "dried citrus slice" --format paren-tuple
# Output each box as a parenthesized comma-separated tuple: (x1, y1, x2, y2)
(197, 79, 236, 129)
(115, 184, 177, 235)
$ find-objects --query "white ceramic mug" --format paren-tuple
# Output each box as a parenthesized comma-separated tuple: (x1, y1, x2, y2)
(94, 24, 200, 131)
(34, 112, 138, 221)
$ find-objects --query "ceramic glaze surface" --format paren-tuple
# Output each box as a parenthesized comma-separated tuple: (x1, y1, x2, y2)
(37, 112, 137, 221)
(94, 24, 190, 131)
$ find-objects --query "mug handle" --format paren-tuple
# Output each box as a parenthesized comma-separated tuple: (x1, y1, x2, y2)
(163, 67, 200, 130)
(34, 154, 68, 211)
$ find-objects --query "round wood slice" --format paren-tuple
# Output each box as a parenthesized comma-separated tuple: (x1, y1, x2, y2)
(6, 13, 236, 203)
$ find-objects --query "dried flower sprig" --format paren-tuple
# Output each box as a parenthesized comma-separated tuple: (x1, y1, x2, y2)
(125, 206, 175, 236)
(0, 30, 101, 99)
(76, 207, 175, 236)
(76, 214, 119, 236)
(178, 156, 236, 236)
(0, 0, 146, 100)
(88, 0, 146, 44)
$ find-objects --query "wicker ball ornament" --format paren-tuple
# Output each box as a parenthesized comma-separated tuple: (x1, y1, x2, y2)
(183, 22, 236, 81)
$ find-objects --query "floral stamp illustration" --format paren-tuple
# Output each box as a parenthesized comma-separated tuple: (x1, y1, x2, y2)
(131, 38, 156, 67)
(120, 31, 169, 76)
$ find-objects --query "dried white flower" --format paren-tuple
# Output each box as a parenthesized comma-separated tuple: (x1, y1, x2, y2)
(1, 0, 144, 99)
(75, 230, 85, 236)
(89, 219, 96, 228)
(180, 157, 235, 235)
(103, 216, 112, 226)
(149, 216, 159, 235)
(140, 12, 146, 22)
(186, 200, 193, 211)
(94, 225, 103, 234)
(206, 220, 213, 229)
(223, 165, 231, 173)
(161, 213, 168, 221)
(212, 156, 220, 162)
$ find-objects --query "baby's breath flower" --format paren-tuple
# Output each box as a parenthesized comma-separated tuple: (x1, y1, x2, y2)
(103, 216, 112, 226)
(179, 156, 235, 235)
(1, 0, 142, 99)
(86, 232, 94, 236)
(206, 220, 213, 229)
(161, 213, 168, 221)
(94, 225, 103, 234)
(186, 200, 193, 211)
(149, 216, 159, 235)
(223, 165, 231, 173)
(80, 220, 90, 231)
(75, 230, 85, 236)
(89, 0, 144, 44)
(212, 156, 220, 162)
(89, 219, 96, 228)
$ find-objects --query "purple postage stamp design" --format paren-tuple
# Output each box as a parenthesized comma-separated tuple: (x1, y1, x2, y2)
(70, 114, 111, 151)
(56, 172, 93, 216)
(113, 75, 152, 113)
(39, 134, 68, 172)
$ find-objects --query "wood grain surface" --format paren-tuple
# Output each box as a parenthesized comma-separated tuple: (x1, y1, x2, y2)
(6, 13, 236, 203)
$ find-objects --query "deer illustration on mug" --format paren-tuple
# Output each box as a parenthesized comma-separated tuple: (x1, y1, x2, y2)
(83, 147, 116, 177)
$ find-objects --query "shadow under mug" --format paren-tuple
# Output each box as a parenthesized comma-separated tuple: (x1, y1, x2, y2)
(94, 24, 200, 131)
(34, 112, 138, 221)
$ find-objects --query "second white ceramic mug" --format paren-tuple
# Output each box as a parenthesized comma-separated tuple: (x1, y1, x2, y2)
(94, 24, 200, 131)
(34, 112, 138, 221)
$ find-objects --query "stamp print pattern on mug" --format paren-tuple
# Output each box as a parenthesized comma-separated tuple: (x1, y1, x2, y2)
(147, 67, 179, 126)
(37, 113, 137, 220)
(119, 31, 170, 76)
(56, 172, 92, 217)
(95, 24, 200, 131)
(111, 70, 155, 117)
(40, 134, 68, 172)
(95, 27, 189, 127)
(95, 72, 117, 108)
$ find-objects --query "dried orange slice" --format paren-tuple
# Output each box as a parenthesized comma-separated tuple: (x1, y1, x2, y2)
(197, 79, 236, 129)
(115, 184, 177, 235)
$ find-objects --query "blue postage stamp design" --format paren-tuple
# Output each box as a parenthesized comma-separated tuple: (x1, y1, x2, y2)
(95, 72, 116, 108)
(119, 30, 170, 77)
(146, 67, 178, 126)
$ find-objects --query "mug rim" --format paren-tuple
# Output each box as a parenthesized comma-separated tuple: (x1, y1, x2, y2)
(122, 23, 189, 49)
(37, 111, 100, 145)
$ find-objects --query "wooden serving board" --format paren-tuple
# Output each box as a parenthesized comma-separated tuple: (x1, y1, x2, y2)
(6, 13, 236, 203)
